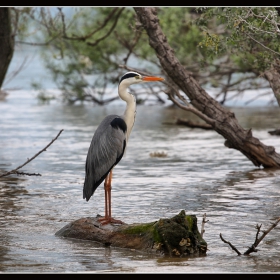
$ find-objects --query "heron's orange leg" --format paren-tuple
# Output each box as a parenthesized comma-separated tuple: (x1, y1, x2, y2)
(98, 173, 109, 221)
(98, 169, 124, 225)
(108, 169, 113, 218)
(104, 175, 109, 219)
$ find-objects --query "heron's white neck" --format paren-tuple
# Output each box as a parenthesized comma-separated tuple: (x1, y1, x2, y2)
(118, 82, 136, 141)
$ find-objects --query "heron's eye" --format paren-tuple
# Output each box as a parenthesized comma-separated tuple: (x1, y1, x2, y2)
(135, 76, 141, 80)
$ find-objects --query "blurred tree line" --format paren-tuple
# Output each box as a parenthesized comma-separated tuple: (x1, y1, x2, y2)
(2, 7, 280, 106)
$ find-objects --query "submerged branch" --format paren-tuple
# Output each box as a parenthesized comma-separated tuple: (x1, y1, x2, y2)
(220, 217, 280, 256)
(0, 129, 64, 177)
(244, 217, 280, 255)
(220, 233, 242, 256)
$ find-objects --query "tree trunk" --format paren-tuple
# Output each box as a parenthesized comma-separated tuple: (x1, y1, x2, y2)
(0, 8, 14, 89)
(264, 62, 280, 107)
(55, 210, 207, 257)
(134, 7, 280, 168)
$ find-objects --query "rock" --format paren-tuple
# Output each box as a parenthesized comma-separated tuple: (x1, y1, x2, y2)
(55, 210, 207, 257)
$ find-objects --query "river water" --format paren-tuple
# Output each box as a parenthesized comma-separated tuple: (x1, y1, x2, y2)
(0, 87, 280, 273)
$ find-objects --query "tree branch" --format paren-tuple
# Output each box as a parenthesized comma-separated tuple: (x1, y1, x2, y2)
(220, 233, 242, 255)
(62, 8, 120, 40)
(86, 8, 125, 47)
(200, 213, 209, 238)
(244, 217, 280, 255)
(0, 129, 64, 177)
(220, 217, 280, 256)
(166, 87, 216, 126)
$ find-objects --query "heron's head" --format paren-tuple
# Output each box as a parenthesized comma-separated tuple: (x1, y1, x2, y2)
(119, 71, 164, 87)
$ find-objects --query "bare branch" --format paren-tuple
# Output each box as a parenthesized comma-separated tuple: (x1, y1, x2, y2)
(166, 88, 215, 126)
(115, 28, 142, 65)
(82, 94, 119, 105)
(244, 90, 273, 105)
(0, 129, 64, 178)
(86, 8, 125, 47)
(15, 8, 125, 48)
(220, 233, 242, 256)
(244, 217, 280, 255)
(64, 8, 119, 40)
(220, 217, 280, 256)
(200, 213, 209, 238)
(57, 7, 66, 36)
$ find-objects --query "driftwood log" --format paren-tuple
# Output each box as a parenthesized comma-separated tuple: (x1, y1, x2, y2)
(55, 210, 207, 257)
(163, 118, 213, 130)
(175, 118, 213, 130)
(268, 129, 280, 135)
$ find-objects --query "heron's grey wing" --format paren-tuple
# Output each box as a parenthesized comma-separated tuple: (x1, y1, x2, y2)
(83, 115, 127, 201)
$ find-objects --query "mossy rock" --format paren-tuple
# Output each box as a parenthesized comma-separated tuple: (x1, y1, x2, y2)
(55, 210, 207, 257)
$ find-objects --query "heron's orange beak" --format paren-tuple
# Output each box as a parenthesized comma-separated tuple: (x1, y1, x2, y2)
(142, 76, 164, 82)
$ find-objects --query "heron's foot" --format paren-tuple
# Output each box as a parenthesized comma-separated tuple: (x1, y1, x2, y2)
(98, 216, 124, 225)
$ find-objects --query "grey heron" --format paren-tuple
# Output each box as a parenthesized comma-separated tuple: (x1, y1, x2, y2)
(83, 71, 164, 225)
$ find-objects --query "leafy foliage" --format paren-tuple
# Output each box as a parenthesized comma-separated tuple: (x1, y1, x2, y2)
(195, 7, 280, 72)
(11, 7, 280, 106)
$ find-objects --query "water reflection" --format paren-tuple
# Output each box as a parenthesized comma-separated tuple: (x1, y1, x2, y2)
(1, 91, 280, 272)
(0, 176, 28, 271)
